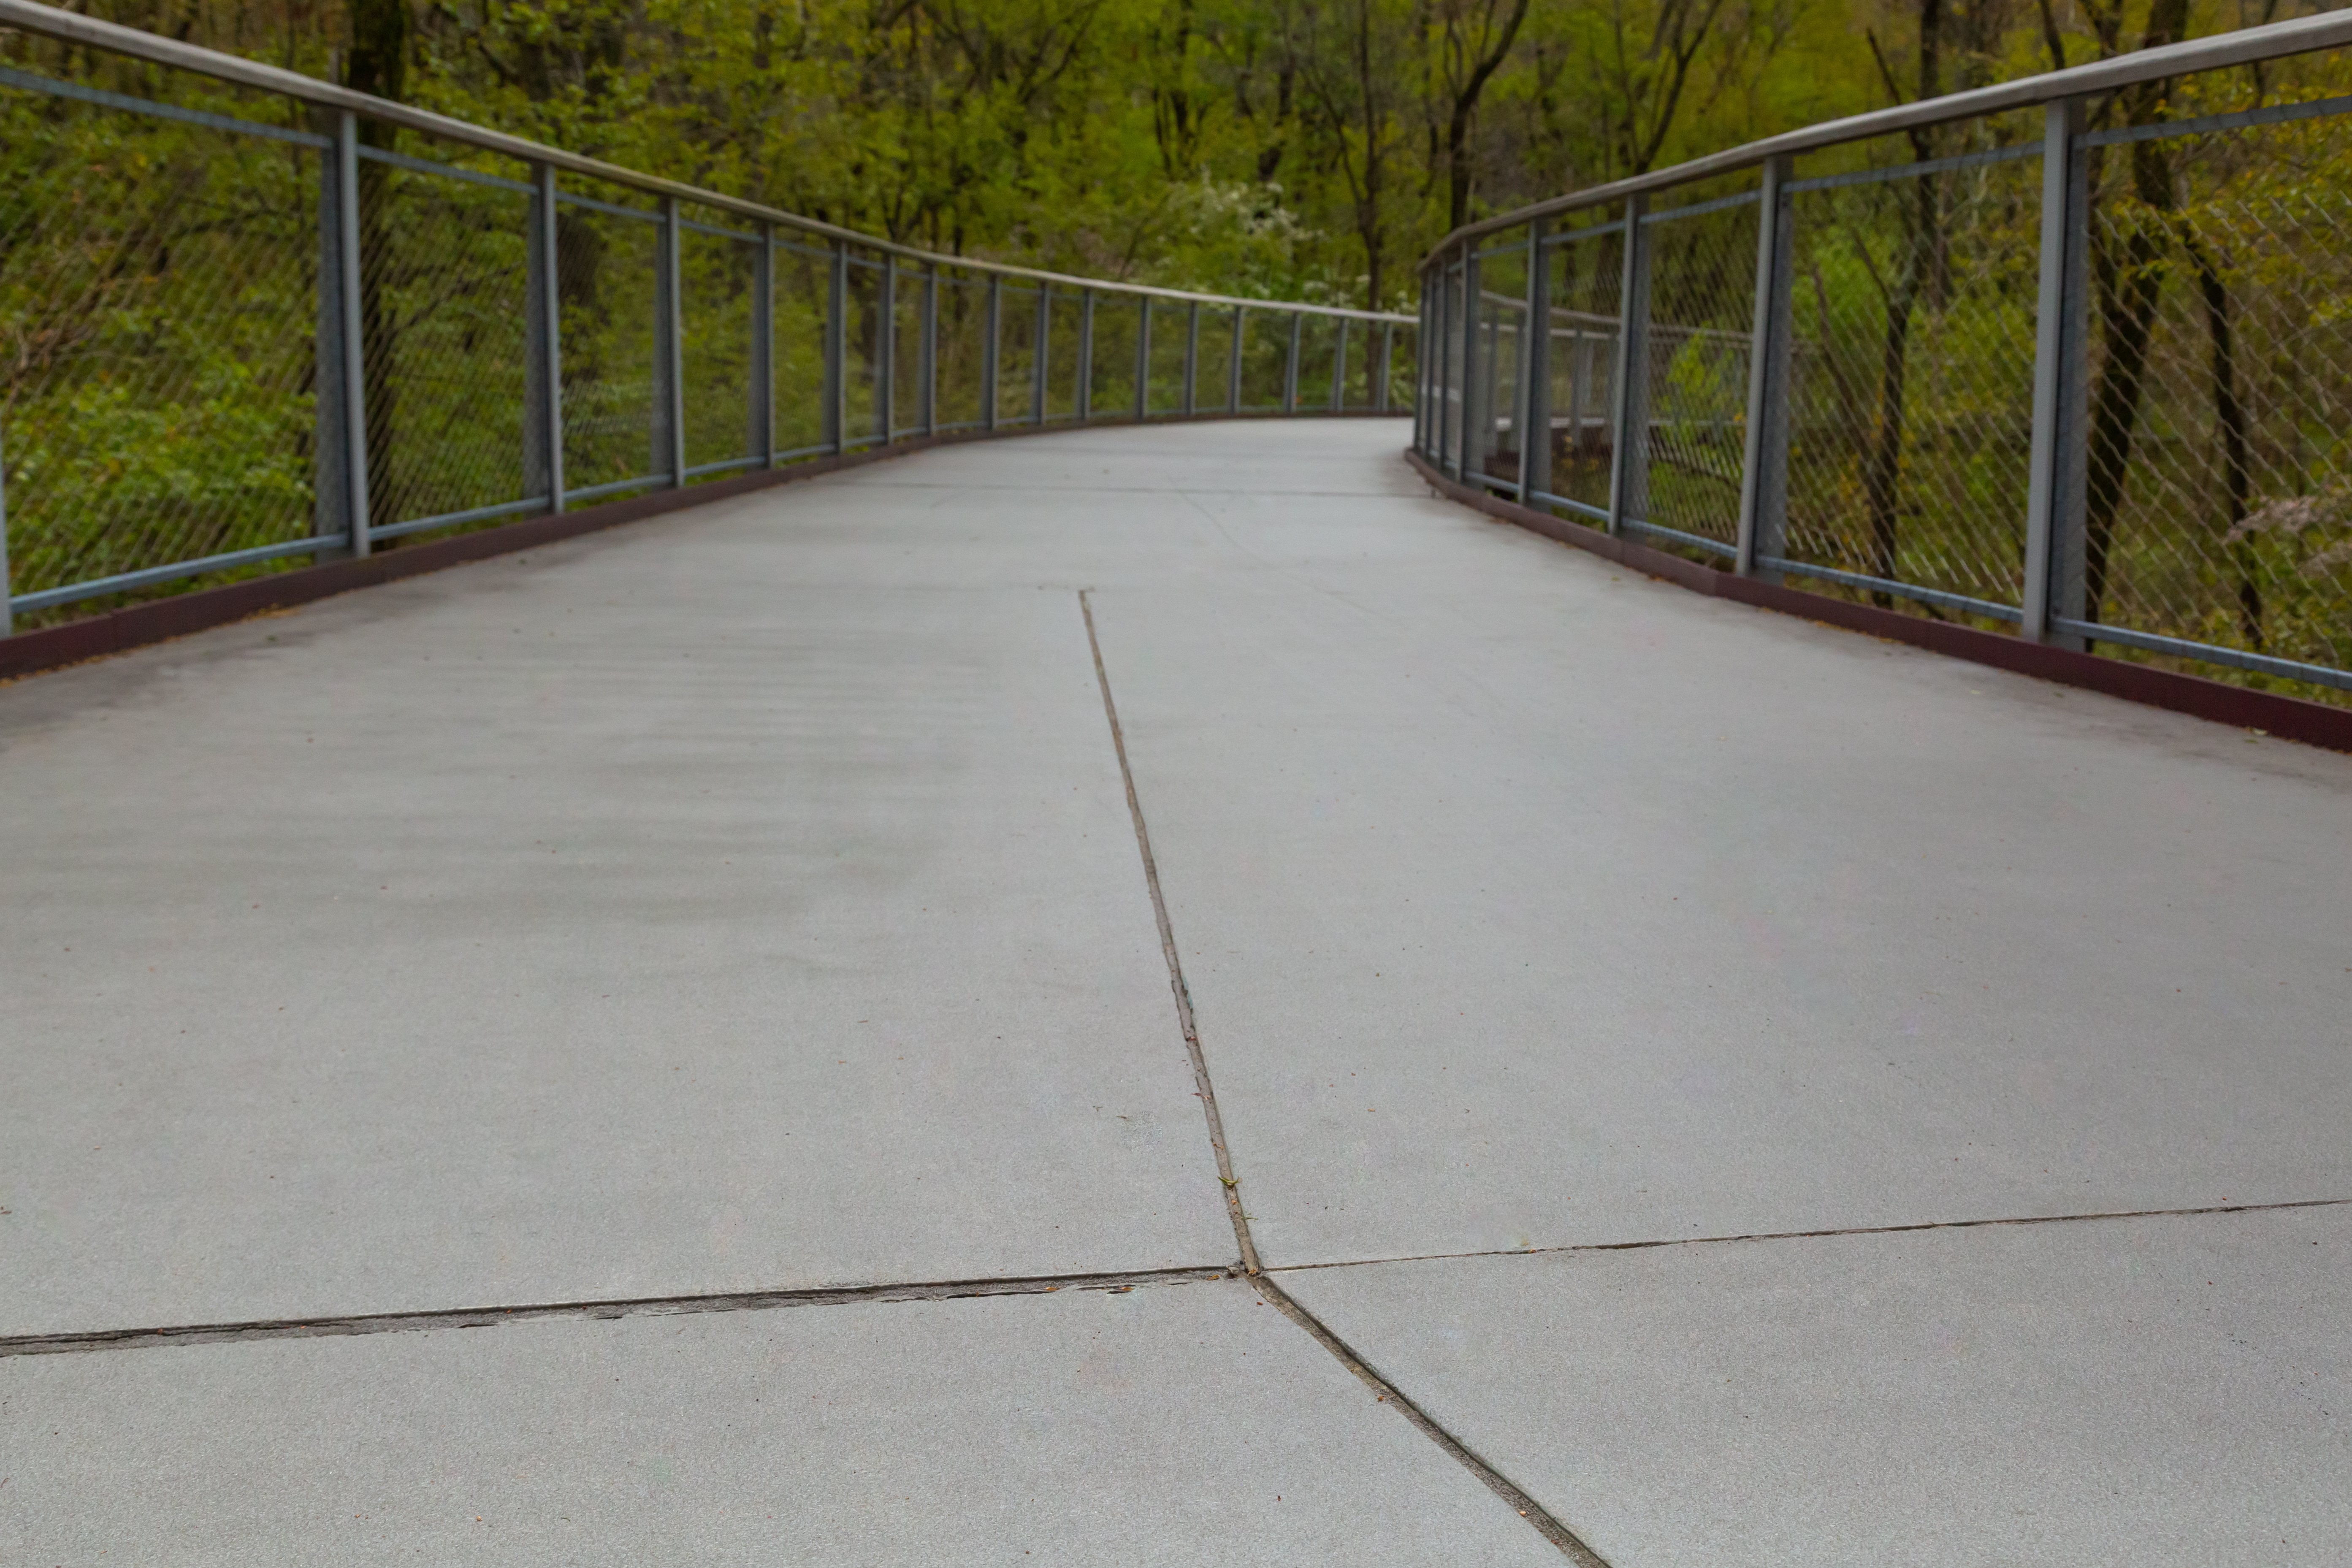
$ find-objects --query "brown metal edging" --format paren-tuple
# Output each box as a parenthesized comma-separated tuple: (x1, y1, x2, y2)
(0, 412, 1405, 685)
(1404, 447, 2352, 756)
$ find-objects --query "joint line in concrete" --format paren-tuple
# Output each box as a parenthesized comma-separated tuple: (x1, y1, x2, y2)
(0, 1265, 1236, 1359)
(1079, 588, 1262, 1276)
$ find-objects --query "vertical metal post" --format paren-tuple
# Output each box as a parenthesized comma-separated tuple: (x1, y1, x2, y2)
(654, 195, 685, 487)
(1605, 196, 1651, 536)
(824, 241, 848, 453)
(1736, 159, 1793, 577)
(878, 253, 898, 443)
(1134, 298, 1152, 419)
(1456, 252, 1482, 482)
(314, 111, 371, 558)
(1033, 285, 1051, 424)
(1077, 290, 1095, 420)
(752, 223, 776, 467)
(524, 161, 565, 517)
(1282, 312, 1302, 413)
(2024, 97, 2089, 646)
(1183, 302, 1200, 417)
(1330, 318, 1348, 412)
(1228, 307, 1245, 411)
(919, 265, 938, 437)
(1519, 220, 1553, 505)
(1377, 321, 1395, 415)
(983, 274, 1002, 431)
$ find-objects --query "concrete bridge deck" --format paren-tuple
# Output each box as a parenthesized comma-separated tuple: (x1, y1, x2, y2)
(4, 420, 2349, 1564)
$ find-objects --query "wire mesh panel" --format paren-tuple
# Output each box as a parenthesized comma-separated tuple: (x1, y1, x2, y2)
(1440, 260, 1466, 470)
(1089, 295, 1141, 417)
(1471, 240, 1527, 489)
(997, 285, 1040, 422)
(1238, 311, 1290, 410)
(2074, 93, 2352, 687)
(890, 266, 925, 437)
(1538, 219, 1624, 516)
(679, 217, 759, 479)
(1783, 138, 2041, 617)
(1045, 291, 1087, 418)
(1386, 324, 1419, 413)
(1146, 305, 1188, 415)
(355, 149, 531, 538)
(1196, 307, 1237, 414)
(1292, 314, 1340, 418)
(933, 273, 987, 430)
(774, 237, 832, 455)
(0, 68, 321, 619)
(843, 252, 886, 447)
(1637, 194, 1757, 555)
(556, 187, 660, 494)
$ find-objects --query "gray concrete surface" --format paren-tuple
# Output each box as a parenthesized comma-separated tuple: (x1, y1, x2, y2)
(1278, 1205, 2352, 1566)
(1, 1275, 1556, 1565)
(5, 419, 2348, 1561)
(1088, 478, 2352, 1265)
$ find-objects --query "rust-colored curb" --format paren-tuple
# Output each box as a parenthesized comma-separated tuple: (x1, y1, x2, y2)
(1406, 448, 2352, 756)
(0, 410, 1401, 684)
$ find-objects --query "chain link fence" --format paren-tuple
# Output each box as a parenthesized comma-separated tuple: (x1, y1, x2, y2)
(0, 5, 1413, 634)
(1420, 23, 2352, 707)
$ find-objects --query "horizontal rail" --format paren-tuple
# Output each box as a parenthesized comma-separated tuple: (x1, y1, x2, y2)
(0, 0, 1406, 324)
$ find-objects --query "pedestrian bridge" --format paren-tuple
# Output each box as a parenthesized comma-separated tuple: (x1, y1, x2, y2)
(6, 3, 2352, 1564)
(6, 419, 2350, 1563)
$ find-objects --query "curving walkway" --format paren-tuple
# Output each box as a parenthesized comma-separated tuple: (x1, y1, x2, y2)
(4, 420, 2349, 1564)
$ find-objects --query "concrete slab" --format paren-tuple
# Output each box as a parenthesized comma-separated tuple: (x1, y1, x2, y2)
(0, 1274, 1559, 1566)
(1276, 1205, 2352, 1566)
(1081, 432, 2352, 1265)
(0, 467, 1241, 1336)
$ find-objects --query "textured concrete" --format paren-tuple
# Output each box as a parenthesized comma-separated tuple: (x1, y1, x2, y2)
(1278, 1205, 2352, 1565)
(0, 477, 1241, 1335)
(5, 418, 2347, 1560)
(1085, 458, 2352, 1266)
(0, 1276, 1559, 1565)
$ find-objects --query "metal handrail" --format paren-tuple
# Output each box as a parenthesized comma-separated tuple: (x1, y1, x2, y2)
(1424, 6, 2352, 265)
(0, 0, 1409, 325)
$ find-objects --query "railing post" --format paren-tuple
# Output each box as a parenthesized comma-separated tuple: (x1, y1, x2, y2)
(1076, 289, 1095, 420)
(654, 195, 685, 487)
(1135, 298, 1152, 419)
(824, 241, 848, 453)
(983, 274, 1002, 431)
(1605, 195, 1651, 536)
(315, 110, 370, 558)
(1033, 285, 1051, 424)
(1183, 302, 1200, 417)
(1518, 220, 1553, 504)
(1228, 307, 1245, 411)
(752, 222, 776, 467)
(1736, 158, 1793, 577)
(1330, 318, 1347, 412)
(1377, 321, 1394, 415)
(524, 161, 565, 518)
(878, 253, 898, 443)
(1282, 312, 1302, 413)
(2023, 97, 2089, 647)
(919, 264, 939, 438)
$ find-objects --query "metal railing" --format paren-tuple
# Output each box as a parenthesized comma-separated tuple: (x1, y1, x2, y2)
(1419, 11, 2352, 700)
(0, 0, 1414, 634)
